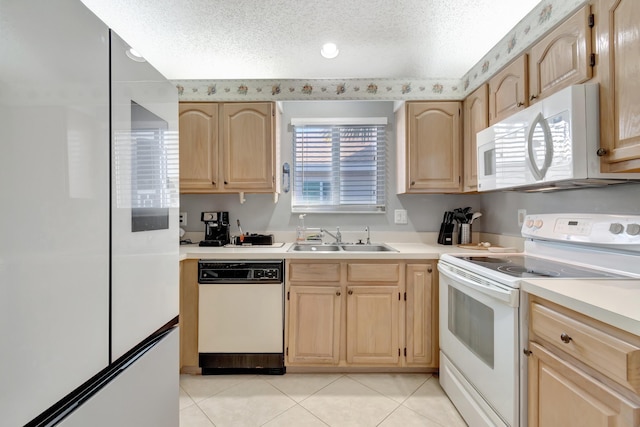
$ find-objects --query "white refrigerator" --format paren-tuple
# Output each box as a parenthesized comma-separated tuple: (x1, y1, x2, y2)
(0, 0, 180, 425)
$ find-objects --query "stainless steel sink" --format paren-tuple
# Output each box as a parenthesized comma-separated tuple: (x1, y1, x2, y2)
(288, 243, 397, 252)
(340, 244, 396, 252)
(289, 244, 341, 252)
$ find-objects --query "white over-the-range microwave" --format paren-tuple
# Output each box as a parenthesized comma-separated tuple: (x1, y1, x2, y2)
(476, 83, 638, 192)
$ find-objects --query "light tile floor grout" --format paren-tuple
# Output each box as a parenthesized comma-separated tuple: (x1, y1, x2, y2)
(179, 372, 467, 427)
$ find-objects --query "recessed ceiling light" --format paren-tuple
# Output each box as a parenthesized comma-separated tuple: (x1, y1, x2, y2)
(320, 43, 339, 59)
(126, 48, 146, 62)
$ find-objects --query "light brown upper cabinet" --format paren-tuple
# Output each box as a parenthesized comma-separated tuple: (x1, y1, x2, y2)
(528, 5, 593, 103)
(179, 102, 278, 193)
(179, 103, 219, 193)
(594, 0, 640, 172)
(220, 103, 276, 191)
(462, 84, 489, 192)
(396, 101, 462, 193)
(488, 55, 528, 125)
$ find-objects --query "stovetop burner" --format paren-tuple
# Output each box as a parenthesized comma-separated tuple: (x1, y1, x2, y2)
(497, 265, 560, 278)
(461, 256, 510, 264)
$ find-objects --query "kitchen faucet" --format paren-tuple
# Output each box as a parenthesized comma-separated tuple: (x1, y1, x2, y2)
(321, 227, 342, 243)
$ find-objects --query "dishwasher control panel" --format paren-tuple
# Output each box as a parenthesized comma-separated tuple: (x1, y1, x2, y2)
(198, 260, 284, 283)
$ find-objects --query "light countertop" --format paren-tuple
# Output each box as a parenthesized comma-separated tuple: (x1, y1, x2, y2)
(179, 242, 479, 261)
(522, 279, 640, 336)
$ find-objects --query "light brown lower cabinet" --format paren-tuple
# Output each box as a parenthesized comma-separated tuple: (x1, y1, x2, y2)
(346, 285, 400, 365)
(179, 259, 199, 372)
(287, 285, 341, 365)
(528, 342, 640, 427)
(285, 260, 437, 369)
(405, 263, 437, 366)
(527, 297, 640, 426)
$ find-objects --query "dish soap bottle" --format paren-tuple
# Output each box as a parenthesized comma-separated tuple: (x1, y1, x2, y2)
(296, 214, 306, 242)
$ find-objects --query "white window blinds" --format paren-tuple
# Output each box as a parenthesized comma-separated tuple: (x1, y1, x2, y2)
(292, 120, 386, 213)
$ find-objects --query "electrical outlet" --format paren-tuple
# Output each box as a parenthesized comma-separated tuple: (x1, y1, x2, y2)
(394, 209, 408, 225)
(179, 212, 187, 226)
(517, 209, 526, 227)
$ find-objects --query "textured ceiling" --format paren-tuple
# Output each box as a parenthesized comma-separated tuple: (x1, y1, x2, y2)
(80, 0, 541, 80)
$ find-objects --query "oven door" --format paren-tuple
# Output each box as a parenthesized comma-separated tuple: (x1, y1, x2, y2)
(438, 261, 519, 427)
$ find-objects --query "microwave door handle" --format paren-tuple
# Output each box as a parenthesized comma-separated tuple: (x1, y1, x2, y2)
(527, 112, 554, 181)
(437, 264, 518, 307)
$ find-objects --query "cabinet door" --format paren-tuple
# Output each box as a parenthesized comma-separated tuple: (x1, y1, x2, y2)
(528, 342, 640, 427)
(528, 5, 592, 103)
(179, 260, 199, 370)
(405, 264, 436, 367)
(595, 0, 640, 172)
(346, 286, 400, 365)
(221, 103, 275, 191)
(489, 55, 528, 125)
(406, 102, 462, 193)
(287, 286, 341, 365)
(178, 103, 219, 193)
(462, 85, 488, 192)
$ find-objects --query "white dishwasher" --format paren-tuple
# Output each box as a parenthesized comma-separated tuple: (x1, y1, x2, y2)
(198, 260, 285, 374)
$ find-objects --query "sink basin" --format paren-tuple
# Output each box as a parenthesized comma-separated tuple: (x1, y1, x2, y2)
(340, 244, 396, 252)
(289, 244, 341, 252)
(288, 243, 397, 252)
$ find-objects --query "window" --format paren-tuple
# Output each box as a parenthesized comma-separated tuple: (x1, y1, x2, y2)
(291, 118, 386, 213)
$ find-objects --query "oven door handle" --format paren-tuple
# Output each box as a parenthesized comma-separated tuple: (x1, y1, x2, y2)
(438, 263, 518, 307)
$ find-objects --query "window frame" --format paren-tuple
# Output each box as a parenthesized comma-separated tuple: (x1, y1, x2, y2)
(291, 117, 387, 214)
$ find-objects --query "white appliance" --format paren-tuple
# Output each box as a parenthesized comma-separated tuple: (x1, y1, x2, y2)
(198, 260, 285, 374)
(438, 213, 640, 427)
(0, 1, 179, 425)
(476, 84, 638, 192)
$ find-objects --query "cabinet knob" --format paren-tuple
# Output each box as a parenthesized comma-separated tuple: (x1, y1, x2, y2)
(335, 291, 341, 297)
(410, 181, 415, 186)
(427, 267, 433, 273)
(212, 181, 216, 185)
(224, 180, 228, 185)
(530, 94, 537, 101)
(348, 289, 353, 295)
(596, 148, 608, 157)
(560, 333, 572, 344)
(523, 348, 532, 356)
(516, 101, 524, 107)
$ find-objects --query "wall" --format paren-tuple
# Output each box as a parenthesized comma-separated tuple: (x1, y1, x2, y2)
(179, 100, 481, 236)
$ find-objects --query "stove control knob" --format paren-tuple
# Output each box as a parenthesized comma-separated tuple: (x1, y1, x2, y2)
(609, 223, 624, 234)
(626, 223, 640, 236)
(533, 219, 544, 228)
(525, 219, 534, 228)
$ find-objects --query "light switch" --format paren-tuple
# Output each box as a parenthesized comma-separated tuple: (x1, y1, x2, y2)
(394, 209, 408, 225)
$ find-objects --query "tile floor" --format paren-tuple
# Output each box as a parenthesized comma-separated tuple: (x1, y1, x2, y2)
(179, 372, 467, 427)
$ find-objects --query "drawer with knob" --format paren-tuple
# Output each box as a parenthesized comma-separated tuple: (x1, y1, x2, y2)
(530, 302, 640, 393)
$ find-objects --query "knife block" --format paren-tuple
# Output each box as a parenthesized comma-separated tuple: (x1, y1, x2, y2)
(438, 222, 454, 245)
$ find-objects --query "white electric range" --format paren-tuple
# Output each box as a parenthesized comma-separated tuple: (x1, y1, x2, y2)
(437, 213, 640, 427)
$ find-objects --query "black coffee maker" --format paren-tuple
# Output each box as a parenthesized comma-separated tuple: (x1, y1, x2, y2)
(199, 211, 230, 247)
